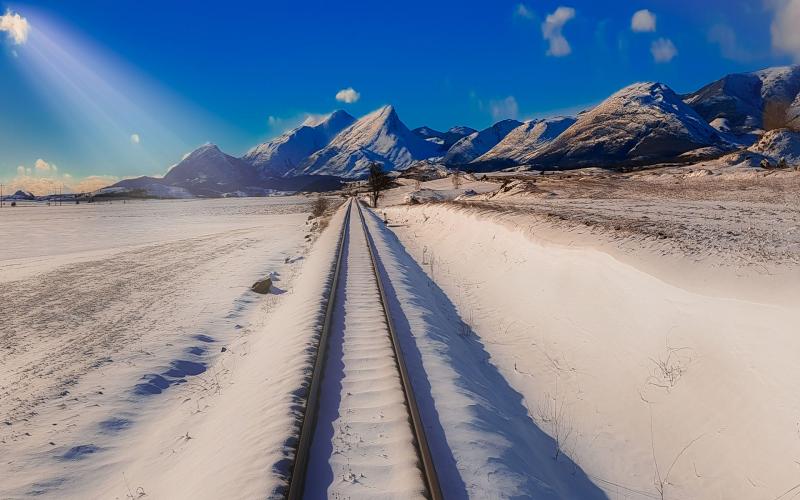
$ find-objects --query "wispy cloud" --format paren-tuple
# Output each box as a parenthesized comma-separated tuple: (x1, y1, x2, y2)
(769, 0, 800, 62)
(514, 3, 536, 20)
(489, 96, 520, 121)
(335, 87, 360, 104)
(0, 10, 29, 45)
(651, 37, 677, 63)
(542, 6, 575, 57)
(631, 9, 656, 32)
(708, 24, 755, 62)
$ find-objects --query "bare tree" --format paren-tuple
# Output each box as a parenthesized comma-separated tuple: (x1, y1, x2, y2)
(451, 168, 462, 190)
(367, 162, 392, 207)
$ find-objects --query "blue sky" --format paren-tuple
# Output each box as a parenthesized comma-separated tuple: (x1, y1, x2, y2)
(1, 0, 798, 191)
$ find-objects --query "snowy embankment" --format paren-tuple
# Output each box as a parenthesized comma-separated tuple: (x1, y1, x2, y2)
(382, 204, 800, 500)
(361, 207, 605, 498)
(0, 198, 336, 498)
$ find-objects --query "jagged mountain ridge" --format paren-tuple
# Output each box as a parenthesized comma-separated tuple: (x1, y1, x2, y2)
(242, 110, 355, 178)
(442, 119, 523, 165)
(294, 105, 440, 178)
(104, 64, 800, 197)
(529, 82, 727, 168)
(412, 125, 477, 150)
(475, 116, 577, 166)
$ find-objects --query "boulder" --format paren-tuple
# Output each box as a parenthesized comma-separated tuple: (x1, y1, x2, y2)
(251, 277, 272, 294)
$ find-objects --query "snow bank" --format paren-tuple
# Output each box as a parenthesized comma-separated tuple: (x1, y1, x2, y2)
(382, 204, 800, 500)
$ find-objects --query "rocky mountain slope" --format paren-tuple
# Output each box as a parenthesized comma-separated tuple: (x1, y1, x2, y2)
(295, 105, 440, 177)
(684, 65, 800, 139)
(442, 119, 522, 165)
(242, 110, 355, 177)
(474, 116, 576, 166)
(530, 82, 726, 168)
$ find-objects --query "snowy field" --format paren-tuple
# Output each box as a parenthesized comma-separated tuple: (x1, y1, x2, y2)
(0, 197, 317, 498)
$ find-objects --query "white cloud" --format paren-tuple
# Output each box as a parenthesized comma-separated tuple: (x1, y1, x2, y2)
(709, 24, 754, 62)
(651, 38, 677, 63)
(631, 9, 656, 32)
(7, 162, 118, 195)
(34, 158, 53, 172)
(0, 10, 30, 45)
(515, 3, 535, 20)
(542, 6, 576, 57)
(490, 96, 520, 121)
(770, 0, 800, 62)
(335, 87, 360, 104)
(130, 133, 141, 144)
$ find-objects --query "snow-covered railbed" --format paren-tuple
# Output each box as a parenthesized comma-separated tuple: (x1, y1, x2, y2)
(0, 197, 321, 498)
(381, 203, 800, 500)
(303, 202, 426, 498)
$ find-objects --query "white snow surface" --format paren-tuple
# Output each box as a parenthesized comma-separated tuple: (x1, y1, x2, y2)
(0, 197, 329, 498)
(295, 106, 440, 178)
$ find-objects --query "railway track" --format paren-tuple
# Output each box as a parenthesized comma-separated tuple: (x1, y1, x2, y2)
(287, 198, 442, 499)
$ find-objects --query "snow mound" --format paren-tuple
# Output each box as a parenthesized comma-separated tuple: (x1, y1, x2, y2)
(403, 189, 446, 204)
(242, 110, 355, 178)
(747, 128, 800, 165)
(531, 82, 725, 168)
(296, 105, 440, 178)
(442, 119, 522, 165)
(476, 116, 576, 165)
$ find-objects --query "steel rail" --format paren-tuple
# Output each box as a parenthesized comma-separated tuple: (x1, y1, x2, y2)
(286, 199, 352, 499)
(355, 200, 443, 500)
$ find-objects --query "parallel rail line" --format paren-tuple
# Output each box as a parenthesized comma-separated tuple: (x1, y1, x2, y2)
(286, 198, 442, 499)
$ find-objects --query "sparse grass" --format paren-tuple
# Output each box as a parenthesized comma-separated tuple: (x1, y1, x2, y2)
(535, 382, 574, 461)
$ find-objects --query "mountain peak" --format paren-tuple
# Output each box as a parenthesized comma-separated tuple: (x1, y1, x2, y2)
(295, 104, 439, 177)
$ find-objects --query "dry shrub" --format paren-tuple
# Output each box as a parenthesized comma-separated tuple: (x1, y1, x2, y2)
(311, 196, 329, 218)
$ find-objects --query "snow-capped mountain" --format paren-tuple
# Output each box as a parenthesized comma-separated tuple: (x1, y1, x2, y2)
(412, 125, 477, 150)
(474, 116, 576, 165)
(530, 82, 725, 168)
(242, 110, 355, 178)
(442, 119, 522, 165)
(110, 144, 343, 197)
(164, 144, 260, 194)
(295, 105, 440, 178)
(684, 65, 800, 139)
